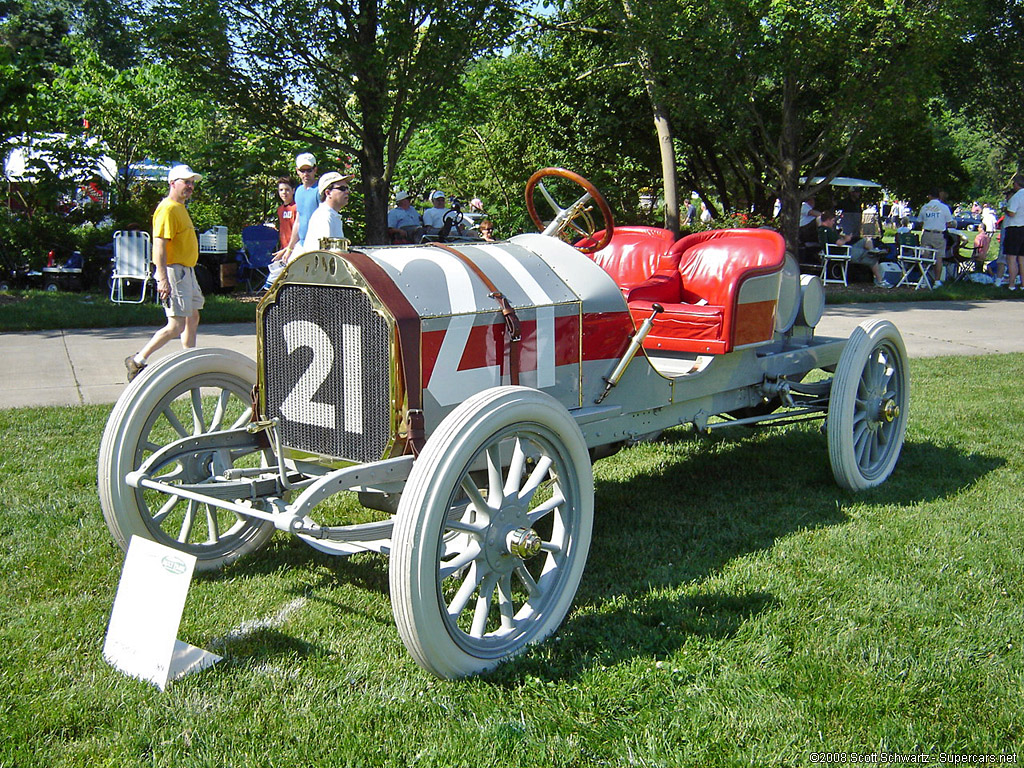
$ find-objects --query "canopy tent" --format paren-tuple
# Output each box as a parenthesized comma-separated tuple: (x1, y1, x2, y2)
(125, 160, 172, 181)
(3, 134, 118, 183)
(801, 176, 882, 188)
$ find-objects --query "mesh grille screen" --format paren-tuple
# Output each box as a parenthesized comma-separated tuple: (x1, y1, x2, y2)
(262, 284, 392, 463)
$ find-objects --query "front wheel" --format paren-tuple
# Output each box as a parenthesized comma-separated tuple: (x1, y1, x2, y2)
(97, 348, 274, 571)
(390, 387, 594, 678)
(827, 320, 909, 490)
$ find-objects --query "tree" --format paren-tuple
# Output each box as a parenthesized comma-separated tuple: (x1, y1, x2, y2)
(147, 0, 523, 243)
(0, 0, 72, 142)
(394, 49, 662, 236)
(48, 40, 206, 203)
(542, 0, 989, 250)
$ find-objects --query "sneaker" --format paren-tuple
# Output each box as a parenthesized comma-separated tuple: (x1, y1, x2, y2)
(932, 280, 943, 289)
(874, 280, 891, 289)
(1010, 285, 1018, 292)
(125, 356, 146, 383)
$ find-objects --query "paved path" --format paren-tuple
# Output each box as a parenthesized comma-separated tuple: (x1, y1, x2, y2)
(2, 300, 1022, 410)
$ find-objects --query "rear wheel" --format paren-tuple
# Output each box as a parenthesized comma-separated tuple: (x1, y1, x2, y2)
(390, 387, 594, 678)
(827, 320, 909, 490)
(97, 348, 274, 571)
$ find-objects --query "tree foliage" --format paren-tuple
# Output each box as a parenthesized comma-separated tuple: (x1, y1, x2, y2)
(0, 0, 72, 142)
(146, 0, 523, 243)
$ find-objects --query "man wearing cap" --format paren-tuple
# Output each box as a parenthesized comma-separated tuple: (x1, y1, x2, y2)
(299, 171, 353, 254)
(422, 190, 451, 235)
(387, 190, 422, 243)
(124, 164, 204, 382)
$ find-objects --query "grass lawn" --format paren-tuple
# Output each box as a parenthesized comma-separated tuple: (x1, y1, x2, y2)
(0, 289, 256, 332)
(1, 353, 1022, 766)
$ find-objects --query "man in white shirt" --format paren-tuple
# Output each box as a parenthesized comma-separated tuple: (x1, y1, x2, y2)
(798, 196, 821, 243)
(387, 190, 423, 243)
(1003, 174, 1024, 291)
(301, 171, 352, 253)
(919, 189, 954, 288)
(422, 190, 451, 235)
(981, 203, 998, 233)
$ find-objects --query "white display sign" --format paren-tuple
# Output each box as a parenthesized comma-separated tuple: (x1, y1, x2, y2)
(103, 536, 221, 690)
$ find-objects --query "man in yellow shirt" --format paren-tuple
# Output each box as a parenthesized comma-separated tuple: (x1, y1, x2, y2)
(125, 164, 205, 382)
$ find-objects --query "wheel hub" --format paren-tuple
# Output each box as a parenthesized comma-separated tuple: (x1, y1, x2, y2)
(180, 451, 219, 482)
(506, 527, 542, 559)
(882, 398, 899, 423)
(482, 500, 538, 573)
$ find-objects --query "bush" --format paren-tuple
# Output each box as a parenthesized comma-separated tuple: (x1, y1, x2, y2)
(0, 210, 75, 267)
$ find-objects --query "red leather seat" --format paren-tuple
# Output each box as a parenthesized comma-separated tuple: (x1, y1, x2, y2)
(626, 229, 785, 355)
(582, 226, 681, 293)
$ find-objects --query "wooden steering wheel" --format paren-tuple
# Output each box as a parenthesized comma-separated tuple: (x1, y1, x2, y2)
(525, 168, 614, 253)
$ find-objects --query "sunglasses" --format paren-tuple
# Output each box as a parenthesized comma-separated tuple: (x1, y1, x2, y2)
(298, 167, 315, 172)
(329, 185, 350, 192)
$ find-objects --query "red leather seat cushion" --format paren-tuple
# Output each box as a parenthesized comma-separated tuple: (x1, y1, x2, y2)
(625, 229, 785, 355)
(584, 226, 680, 292)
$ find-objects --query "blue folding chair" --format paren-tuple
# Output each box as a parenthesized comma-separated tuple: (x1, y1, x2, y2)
(238, 225, 279, 293)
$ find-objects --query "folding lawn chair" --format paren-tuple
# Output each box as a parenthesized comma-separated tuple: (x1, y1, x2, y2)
(239, 225, 279, 293)
(109, 230, 153, 304)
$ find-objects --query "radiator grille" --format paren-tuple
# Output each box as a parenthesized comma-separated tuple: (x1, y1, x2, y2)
(262, 284, 393, 463)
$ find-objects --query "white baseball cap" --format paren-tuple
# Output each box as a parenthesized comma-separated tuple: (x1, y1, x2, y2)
(395, 190, 410, 202)
(317, 171, 354, 200)
(168, 164, 202, 183)
(295, 152, 317, 170)
(430, 190, 446, 200)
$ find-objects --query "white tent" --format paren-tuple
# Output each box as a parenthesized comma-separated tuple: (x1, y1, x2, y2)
(3, 134, 118, 183)
(801, 176, 882, 188)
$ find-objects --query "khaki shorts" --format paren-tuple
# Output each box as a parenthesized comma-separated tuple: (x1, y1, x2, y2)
(164, 264, 205, 317)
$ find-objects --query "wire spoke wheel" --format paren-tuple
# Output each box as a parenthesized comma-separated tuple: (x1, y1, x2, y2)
(390, 387, 593, 679)
(827, 320, 909, 490)
(98, 349, 274, 570)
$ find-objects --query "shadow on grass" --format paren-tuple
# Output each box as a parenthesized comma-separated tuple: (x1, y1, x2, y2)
(209, 627, 323, 663)
(492, 425, 1003, 682)
(199, 423, 1002, 681)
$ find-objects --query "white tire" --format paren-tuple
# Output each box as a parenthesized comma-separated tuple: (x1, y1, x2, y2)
(390, 386, 594, 679)
(97, 348, 274, 571)
(827, 320, 909, 490)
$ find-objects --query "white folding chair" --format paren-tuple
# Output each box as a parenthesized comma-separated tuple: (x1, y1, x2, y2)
(896, 244, 938, 289)
(110, 230, 153, 304)
(821, 243, 852, 286)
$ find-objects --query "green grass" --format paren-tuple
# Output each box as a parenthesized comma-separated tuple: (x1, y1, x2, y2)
(826, 278, 1018, 304)
(0, 289, 256, 332)
(2, 355, 1023, 766)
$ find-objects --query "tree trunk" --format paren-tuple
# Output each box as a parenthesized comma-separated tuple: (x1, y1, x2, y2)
(620, 0, 679, 236)
(358, 153, 389, 245)
(776, 74, 802, 255)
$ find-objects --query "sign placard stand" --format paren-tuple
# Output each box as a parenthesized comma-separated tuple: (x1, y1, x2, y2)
(103, 536, 221, 690)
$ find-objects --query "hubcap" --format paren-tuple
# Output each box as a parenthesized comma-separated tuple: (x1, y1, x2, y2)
(882, 398, 899, 423)
(506, 527, 543, 559)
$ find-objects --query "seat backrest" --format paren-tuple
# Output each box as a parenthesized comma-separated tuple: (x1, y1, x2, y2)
(112, 230, 151, 277)
(585, 226, 680, 291)
(241, 225, 279, 266)
(896, 231, 919, 247)
(674, 229, 785, 307)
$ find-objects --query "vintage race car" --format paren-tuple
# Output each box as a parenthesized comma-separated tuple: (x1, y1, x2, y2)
(98, 169, 909, 679)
